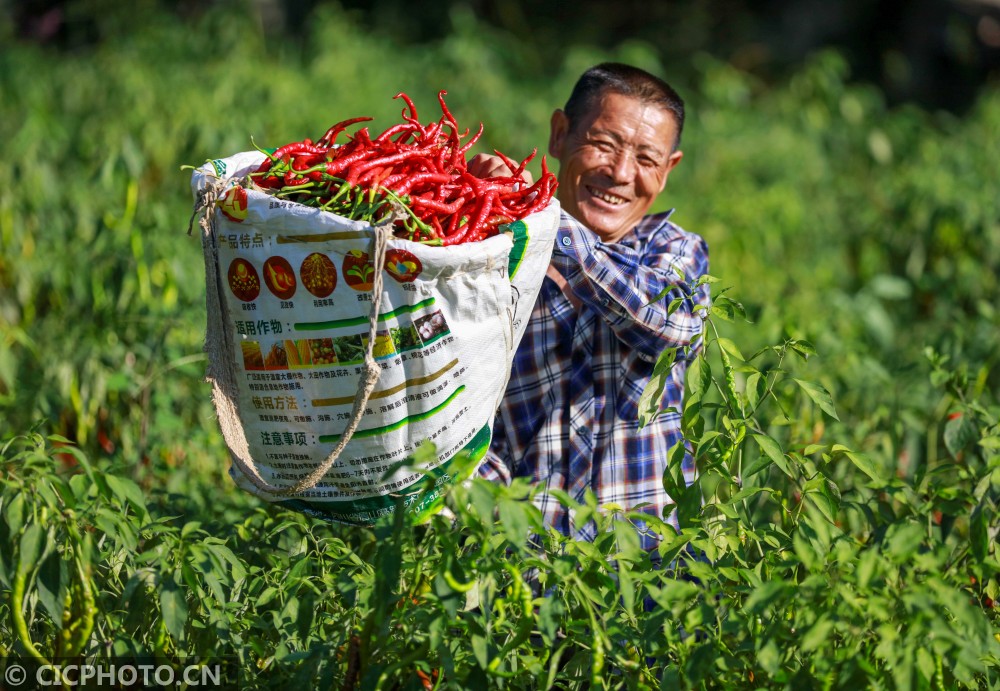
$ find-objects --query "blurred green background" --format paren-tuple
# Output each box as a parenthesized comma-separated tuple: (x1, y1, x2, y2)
(1, 0, 999, 508)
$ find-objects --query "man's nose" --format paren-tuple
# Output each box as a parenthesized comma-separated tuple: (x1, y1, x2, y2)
(605, 149, 636, 184)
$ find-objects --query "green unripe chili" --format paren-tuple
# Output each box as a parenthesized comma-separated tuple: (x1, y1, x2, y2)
(590, 612, 606, 689)
(719, 348, 740, 414)
(442, 564, 475, 593)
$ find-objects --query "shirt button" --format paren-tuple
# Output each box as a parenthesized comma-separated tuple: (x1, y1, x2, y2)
(576, 426, 590, 438)
(561, 236, 571, 246)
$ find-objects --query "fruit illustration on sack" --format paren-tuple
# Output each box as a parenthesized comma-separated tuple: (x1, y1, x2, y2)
(308, 338, 336, 365)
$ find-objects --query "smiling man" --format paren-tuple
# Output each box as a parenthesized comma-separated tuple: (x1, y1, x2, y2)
(477, 63, 711, 549)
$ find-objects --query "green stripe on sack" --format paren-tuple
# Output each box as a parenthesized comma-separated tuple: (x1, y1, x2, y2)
(318, 385, 465, 442)
(505, 219, 529, 280)
(294, 297, 436, 331)
(277, 422, 493, 525)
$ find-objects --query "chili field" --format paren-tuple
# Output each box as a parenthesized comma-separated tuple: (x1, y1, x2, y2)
(1, 5, 999, 689)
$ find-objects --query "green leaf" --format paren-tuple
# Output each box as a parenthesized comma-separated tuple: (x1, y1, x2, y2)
(93, 509, 121, 547)
(915, 647, 936, 687)
(944, 414, 978, 458)
(803, 475, 840, 525)
(710, 295, 747, 322)
(296, 593, 315, 643)
(978, 435, 1000, 449)
(497, 498, 531, 550)
(884, 522, 924, 564)
(638, 347, 677, 428)
(68, 474, 92, 503)
(159, 571, 189, 642)
(793, 530, 819, 571)
(105, 474, 149, 520)
(181, 521, 203, 539)
(467, 481, 496, 529)
(661, 441, 689, 501)
(675, 477, 703, 530)
(280, 594, 300, 626)
(686, 355, 711, 398)
(257, 586, 279, 608)
(36, 550, 67, 629)
(744, 581, 791, 613)
(717, 337, 745, 361)
(203, 569, 227, 607)
(18, 523, 44, 577)
(800, 617, 834, 652)
(731, 486, 770, 504)
(745, 371, 763, 410)
(844, 450, 887, 487)
(206, 543, 247, 582)
(617, 558, 636, 616)
(742, 453, 773, 479)
(471, 633, 489, 670)
(757, 639, 782, 676)
(869, 274, 912, 300)
(536, 596, 563, 644)
(788, 339, 817, 360)
(752, 434, 792, 478)
(614, 518, 642, 564)
(855, 546, 879, 589)
(4, 492, 26, 534)
(970, 503, 989, 563)
(793, 378, 840, 420)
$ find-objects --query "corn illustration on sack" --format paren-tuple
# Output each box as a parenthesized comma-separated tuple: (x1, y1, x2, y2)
(191, 151, 559, 524)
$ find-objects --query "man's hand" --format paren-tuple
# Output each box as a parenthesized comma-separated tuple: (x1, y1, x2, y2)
(467, 153, 534, 185)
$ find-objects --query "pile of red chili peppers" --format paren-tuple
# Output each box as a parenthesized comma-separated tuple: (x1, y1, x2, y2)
(249, 91, 557, 245)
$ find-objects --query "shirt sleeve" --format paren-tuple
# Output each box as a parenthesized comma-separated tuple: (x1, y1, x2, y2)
(550, 211, 710, 359)
(478, 416, 514, 485)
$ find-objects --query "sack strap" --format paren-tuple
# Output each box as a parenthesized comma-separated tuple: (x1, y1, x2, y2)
(196, 178, 394, 497)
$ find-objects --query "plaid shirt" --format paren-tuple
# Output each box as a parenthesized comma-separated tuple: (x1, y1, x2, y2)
(478, 209, 710, 549)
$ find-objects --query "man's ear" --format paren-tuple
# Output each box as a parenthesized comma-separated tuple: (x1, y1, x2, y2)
(658, 149, 684, 193)
(548, 109, 569, 159)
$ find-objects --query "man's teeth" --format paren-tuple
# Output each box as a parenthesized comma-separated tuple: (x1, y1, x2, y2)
(589, 188, 627, 205)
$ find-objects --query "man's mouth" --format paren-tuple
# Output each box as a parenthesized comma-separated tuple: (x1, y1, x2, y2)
(585, 185, 628, 206)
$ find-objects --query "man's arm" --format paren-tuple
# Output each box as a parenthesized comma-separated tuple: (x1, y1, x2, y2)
(551, 210, 710, 358)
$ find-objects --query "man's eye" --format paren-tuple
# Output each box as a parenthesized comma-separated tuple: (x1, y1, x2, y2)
(638, 156, 660, 167)
(592, 141, 615, 152)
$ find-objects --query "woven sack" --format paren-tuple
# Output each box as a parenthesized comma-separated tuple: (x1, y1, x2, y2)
(191, 150, 559, 524)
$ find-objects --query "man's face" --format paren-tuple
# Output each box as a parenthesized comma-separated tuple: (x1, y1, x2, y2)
(548, 91, 683, 243)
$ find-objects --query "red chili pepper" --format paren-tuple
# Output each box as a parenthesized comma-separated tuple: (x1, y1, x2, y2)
(393, 173, 453, 196)
(464, 189, 497, 239)
(317, 116, 373, 147)
(394, 92, 421, 125)
(410, 195, 466, 215)
(455, 123, 484, 163)
(374, 122, 419, 144)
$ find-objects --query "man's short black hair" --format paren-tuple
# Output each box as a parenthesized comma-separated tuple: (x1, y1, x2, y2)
(563, 62, 685, 151)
